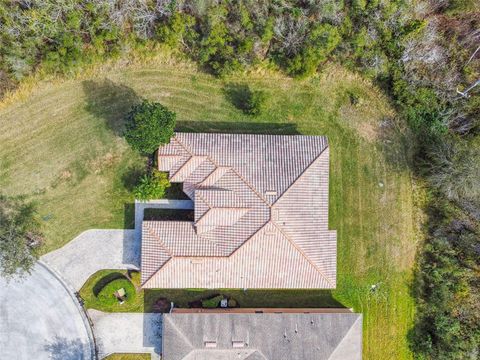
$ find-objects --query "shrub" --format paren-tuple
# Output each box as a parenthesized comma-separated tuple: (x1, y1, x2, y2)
(134, 170, 171, 201)
(281, 23, 341, 77)
(427, 140, 480, 203)
(227, 298, 237, 307)
(202, 295, 224, 308)
(125, 100, 176, 155)
(412, 217, 480, 359)
(157, 12, 197, 49)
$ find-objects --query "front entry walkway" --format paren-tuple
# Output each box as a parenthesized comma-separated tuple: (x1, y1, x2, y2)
(88, 310, 162, 359)
(42, 229, 139, 291)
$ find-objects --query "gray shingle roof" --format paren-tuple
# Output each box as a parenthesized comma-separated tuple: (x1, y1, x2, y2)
(141, 133, 337, 289)
(162, 313, 362, 360)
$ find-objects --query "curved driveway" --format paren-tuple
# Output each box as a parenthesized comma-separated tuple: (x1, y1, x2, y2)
(0, 263, 94, 359)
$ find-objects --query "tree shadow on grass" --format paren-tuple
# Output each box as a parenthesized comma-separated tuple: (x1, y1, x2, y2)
(82, 79, 142, 136)
(223, 83, 254, 113)
(44, 336, 87, 360)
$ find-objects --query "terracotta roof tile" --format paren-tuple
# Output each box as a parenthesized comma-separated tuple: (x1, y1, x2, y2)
(141, 133, 336, 289)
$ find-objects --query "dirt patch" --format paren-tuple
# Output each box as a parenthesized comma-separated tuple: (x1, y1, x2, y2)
(339, 104, 379, 142)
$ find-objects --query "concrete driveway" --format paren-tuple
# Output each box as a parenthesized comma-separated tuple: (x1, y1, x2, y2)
(42, 229, 139, 291)
(88, 309, 162, 359)
(0, 263, 94, 359)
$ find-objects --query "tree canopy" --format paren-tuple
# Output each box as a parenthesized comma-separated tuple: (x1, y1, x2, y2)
(0, 195, 41, 280)
(124, 100, 176, 155)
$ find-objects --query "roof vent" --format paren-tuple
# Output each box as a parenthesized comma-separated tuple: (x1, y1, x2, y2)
(205, 341, 217, 348)
(265, 190, 277, 196)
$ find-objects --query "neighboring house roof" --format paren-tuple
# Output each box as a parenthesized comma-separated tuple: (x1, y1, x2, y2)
(162, 312, 362, 360)
(141, 133, 337, 289)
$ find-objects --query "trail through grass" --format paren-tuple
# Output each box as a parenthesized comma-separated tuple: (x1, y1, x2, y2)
(0, 57, 420, 359)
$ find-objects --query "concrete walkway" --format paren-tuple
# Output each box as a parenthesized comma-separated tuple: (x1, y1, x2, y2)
(134, 199, 194, 241)
(42, 229, 139, 291)
(0, 263, 94, 359)
(88, 310, 162, 359)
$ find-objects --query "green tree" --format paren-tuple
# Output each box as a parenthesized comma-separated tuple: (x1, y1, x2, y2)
(284, 23, 341, 77)
(134, 170, 171, 201)
(0, 195, 41, 279)
(124, 100, 176, 155)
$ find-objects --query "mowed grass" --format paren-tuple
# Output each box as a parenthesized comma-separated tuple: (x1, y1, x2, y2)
(0, 57, 419, 359)
(103, 354, 150, 360)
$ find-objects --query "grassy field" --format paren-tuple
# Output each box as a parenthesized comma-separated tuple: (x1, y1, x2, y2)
(0, 55, 420, 359)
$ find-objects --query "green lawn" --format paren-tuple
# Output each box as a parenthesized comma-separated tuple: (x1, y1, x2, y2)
(0, 56, 420, 359)
(103, 354, 150, 360)
(80, 269, 343, 312)
(80, 270, 144, 312)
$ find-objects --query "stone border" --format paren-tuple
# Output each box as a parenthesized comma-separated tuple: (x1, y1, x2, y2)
(38, 260, 97, 360)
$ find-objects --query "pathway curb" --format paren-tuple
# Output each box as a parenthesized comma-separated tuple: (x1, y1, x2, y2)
(38, 260, 97, 360)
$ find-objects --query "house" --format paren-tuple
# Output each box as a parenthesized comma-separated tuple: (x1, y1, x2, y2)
(141, 133, 337, 289)
(162, 310, 362, 360)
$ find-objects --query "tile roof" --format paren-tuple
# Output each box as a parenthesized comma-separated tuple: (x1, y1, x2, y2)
(141, 133, 336, 288)
(162, 312, 362, 360)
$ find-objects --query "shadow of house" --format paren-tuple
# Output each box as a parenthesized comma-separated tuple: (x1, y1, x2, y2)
(82, 79, 141, 136)
(121, 228, 141, 268)
(176, 121, 300, 135)
(143, 288, 345, 313)
(143, 313, 163, 355)
(44, 336, 87, 360)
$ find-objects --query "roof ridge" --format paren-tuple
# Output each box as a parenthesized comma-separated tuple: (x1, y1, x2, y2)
(270, 221, 335, 287)
(163, 315, 195, 356)
(228, 167, 271, 207)
(224, 219, 271, 258)
(145, 224, 174, 257)
(195, 190, 211, 209)
(327, 315, 362, 360)
(141, 257, 173, 287)
(199, 154, 270, 208)
(170, 155, 208, 182)
(173, 135, 195, 156)
(141, 224, 174, 286)
(272, 143, 329, 206)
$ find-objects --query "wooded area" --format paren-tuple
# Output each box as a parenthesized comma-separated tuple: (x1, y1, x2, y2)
(0, 1, 478, 358)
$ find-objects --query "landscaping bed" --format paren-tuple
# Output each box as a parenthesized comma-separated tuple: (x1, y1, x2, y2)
(80, 270, 143, 312)
(81, 270, 343, 313)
